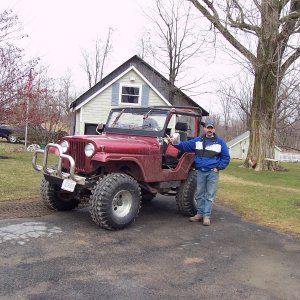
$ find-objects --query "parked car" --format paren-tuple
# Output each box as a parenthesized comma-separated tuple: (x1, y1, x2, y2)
(0, 125, 25, 143)
(0, 124, 68, 144)
(32, 106, 204, 230)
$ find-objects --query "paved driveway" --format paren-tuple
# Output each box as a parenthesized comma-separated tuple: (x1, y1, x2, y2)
(0, 195, 299, 300)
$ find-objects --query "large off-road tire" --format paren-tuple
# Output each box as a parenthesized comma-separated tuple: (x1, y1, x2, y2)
(40, 177, 79, 211)
(89, 173, 141, 230)
(176, 170, 197, 216)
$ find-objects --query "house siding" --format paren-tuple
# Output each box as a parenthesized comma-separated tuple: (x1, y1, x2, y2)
(229, 138, 249, 160)
(74, 70, 167, 135)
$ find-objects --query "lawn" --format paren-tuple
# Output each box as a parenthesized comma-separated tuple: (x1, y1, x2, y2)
(0, 139, 299, 236)
(218, 159, 300, 236)
(0, 139, 55, 201)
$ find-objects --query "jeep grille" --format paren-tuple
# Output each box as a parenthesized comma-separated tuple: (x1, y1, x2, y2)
(69, 140, 86, 172)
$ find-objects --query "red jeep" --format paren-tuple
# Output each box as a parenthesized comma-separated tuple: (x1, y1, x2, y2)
(33, 106, 204, 230)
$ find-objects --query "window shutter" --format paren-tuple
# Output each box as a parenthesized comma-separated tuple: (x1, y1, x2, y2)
(111, 82, 120, 106)
(141, 84, 149, 107)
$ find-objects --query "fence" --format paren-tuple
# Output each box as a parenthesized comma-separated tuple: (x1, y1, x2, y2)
(279, 153, 300, 163)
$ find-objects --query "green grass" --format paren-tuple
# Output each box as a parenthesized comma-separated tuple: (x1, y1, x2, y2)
(219, 159, 300, 236)
(0, 151, 41, 201)
(0, 139, 56, 201)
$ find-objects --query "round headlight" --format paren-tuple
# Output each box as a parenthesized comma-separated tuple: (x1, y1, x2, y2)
(85, 143, 95, 157)
(60, 140, 69, 153)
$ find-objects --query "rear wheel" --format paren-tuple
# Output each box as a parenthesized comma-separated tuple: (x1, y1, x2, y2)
(176, 170, 197, 216)
(40, 177, 79, 211)
(90, 173, 141, 230)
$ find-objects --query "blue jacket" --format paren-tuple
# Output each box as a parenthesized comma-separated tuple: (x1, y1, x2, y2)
(175, 135, 230, 172)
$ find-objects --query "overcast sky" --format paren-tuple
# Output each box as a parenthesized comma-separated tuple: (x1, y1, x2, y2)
(0, 0, 240, 113)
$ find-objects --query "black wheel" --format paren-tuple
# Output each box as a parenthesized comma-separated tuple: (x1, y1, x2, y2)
(40, 177, 79, 211)
(141, 190, 156, 203)
(89, 173, 141, 230)
(8, 134, 18, 143)
(176, 170, 197, 216)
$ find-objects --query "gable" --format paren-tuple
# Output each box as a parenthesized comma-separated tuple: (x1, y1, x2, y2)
(72, 67, 171, 111)
(70, 55, 209, 116)
(227, 131, 250, 148)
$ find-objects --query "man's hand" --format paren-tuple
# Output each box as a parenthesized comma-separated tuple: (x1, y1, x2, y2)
(212, 168, 219, 172)
(165, 134, 174, 144)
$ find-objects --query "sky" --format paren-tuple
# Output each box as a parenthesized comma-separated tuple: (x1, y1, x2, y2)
(0, 0, 240, 114)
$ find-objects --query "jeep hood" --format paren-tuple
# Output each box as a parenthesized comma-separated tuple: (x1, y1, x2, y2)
(66, 134, 158, 155)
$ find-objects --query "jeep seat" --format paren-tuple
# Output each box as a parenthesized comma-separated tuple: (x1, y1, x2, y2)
(175, 122, 188, 142)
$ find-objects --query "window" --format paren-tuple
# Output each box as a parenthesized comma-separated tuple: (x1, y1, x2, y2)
(120, 85, 141, 105)
(84, 123, 98, 135)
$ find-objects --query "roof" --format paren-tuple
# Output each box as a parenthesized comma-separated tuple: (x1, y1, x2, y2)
(70, 55, 209, 116)
(227, 131, 282, 152)
(227, 131, 250, 148)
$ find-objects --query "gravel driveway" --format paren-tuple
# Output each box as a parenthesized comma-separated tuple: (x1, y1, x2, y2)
(0, 195, 299, 299)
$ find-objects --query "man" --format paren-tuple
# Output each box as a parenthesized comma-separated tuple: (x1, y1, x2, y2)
(169, 120, 230, 226)
(142, 117, 160, 130)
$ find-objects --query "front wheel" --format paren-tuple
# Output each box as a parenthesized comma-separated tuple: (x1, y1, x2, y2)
(8, 134, 18, 143)
(40, 177, 79, 211)
(176, 170, 197, 216)
(90, 173, 141, 230)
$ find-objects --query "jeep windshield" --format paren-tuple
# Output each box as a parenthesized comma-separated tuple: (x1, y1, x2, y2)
(105, 108, 169, 137)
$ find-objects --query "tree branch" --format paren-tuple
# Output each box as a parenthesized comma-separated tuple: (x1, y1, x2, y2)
(226, 0, 260, 34)
(281, 47, 300, 73)
(188, 0, 257, 66)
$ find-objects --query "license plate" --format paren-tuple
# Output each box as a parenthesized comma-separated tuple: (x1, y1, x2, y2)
(61, 179, 76, 192)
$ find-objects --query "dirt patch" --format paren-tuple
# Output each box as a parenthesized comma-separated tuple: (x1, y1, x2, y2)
(0, 199, 53, 220)
(0, 199, 88, 220)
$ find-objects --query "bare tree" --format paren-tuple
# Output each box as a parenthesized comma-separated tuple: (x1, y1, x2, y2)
(276, 69, 300, 150)
(144, 0, 208, 101)
(218, 89, 233, 140)
(56, 71, 75, 133)
(217, 74, 253, 129)
(0, 9, 36, 117)
(81, 27, 113, 89)
(189, 0, 300, 170)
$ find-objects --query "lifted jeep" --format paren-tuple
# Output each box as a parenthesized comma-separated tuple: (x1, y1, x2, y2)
(33, 106, 204, 230)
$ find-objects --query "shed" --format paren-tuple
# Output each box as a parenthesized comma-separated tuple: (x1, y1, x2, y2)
(227, 131, 282, 160)
(70, 55, 208, 135)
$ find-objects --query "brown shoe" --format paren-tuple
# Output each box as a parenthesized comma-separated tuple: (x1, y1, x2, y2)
(189, 215, 203, 222)
(203, 217, 211, 226)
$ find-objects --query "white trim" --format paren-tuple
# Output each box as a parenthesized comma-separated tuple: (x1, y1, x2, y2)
(119, 83, 142, 106)
(73, 66, 171, 111)
(227, 134, 249, 149)
(80, 108, 83, 122)
(132, 67, 172, 106)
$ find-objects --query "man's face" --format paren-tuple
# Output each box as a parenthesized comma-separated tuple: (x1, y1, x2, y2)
(204, 126, 215, 137)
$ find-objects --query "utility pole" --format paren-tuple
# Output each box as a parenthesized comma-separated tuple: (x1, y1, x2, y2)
(24, 68, 33, 149)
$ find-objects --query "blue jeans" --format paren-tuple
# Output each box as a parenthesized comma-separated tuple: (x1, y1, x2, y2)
(196, 170, 219, 218)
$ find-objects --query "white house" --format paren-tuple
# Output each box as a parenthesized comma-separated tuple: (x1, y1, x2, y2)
(227, 131, 282, 160)
(69, 55, 209, 135)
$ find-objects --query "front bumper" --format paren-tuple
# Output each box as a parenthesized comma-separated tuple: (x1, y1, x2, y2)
(32, 143, 86, 185)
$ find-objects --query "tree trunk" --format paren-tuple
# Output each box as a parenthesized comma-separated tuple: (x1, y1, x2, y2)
(245, 67, 277, 171)
(244, 1, 282, 171)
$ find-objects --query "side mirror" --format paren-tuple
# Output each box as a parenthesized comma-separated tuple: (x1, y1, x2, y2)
(96, 123, 105, 135)
(171, 132, 181, 145)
